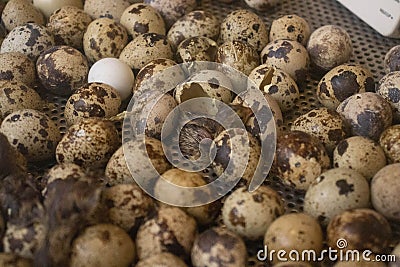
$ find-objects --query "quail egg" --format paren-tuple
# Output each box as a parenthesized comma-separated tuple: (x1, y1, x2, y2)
(327, 208, 391, 254)
(261, 39, 310, 83)
(263, 213, 323, 264)
(64, 82, 121, 125)
(120, 3, 166, 39)
(269, 14, 311, 46)
(45, 163, 87, 185)
(0, 132, 27, 178)
(136, 252, 187, 267)
(291, 108, 348, 154)
(336, 92, 393, 141)
(244, 0, 279, 11)
(36, 45, 89, 96)
(333, 136, 386, 181)
(376, 71, 400, 122)
(0, 253, 33, 267)
(307, 25, 353, 75)
(33, 0, 83, 18)
(2, 0, 44, 31)
(1, 23, 55, 61)
(384, 45, 400, 73)
(304, 167, 370, 225)
(371, 163, 400, 222)
(136, 206, 197, 260)
(379, 124, 400, 163)
(0, 52, 36, 86)
(249, 64, 300, 112)
(70, 224, 135, 267)
(47, 6, 93, 50)
(318, 63, 375, 109)
(167, 10, 220, 49)
(83, 17, 129, 63)
(191, 226, 247, 267)
(0, 109, 61, 162)
(222, 185, 285, 240)
(273, 130, 330, 190)
(56, 118, 120, 169)
(84, 0, 130, 22)
(219, 9, 268, 52)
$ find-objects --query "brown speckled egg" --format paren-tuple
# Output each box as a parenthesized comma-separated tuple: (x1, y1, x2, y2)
(143, 0, 197, 28)
(191, 227, 247, 267)
(317, 64, 375, 110)
(327, 208, 391, 254)
(261, 39, 310, 83)
(376, 71, 400, 122)
(136, 206, 197, 260)
(47, 6, 93, 50)
(333, 136, 386, 181)
(119, 33, 173, 72)
(136, 252, 187, 267)
(103, 183, 154, 232)
(0, 80, 42, 121)
(0, 109, 61, 162)
(64, 82, 121, 125)
(45, 163, 87, 185)
(336, 92, 393, 141)
(264, 213, 323, 264)
(222, 186, 285, 240)
(56, 118, 120, 169)
(0, 23, 55, 61)
(36, 45, 89, 96)
(0, 253, 33, 267)
(70, 224, 135, 267)
(84, 0, 130, 22)
(379, 124, 400, 163)
(249, 64, 299, 112)
(219, 9, 268, 52)
(273, 130, 330, 190)
(120, 3, 166, 39)
(304, 167, 370, 225)
(245, 0, 279, 11)
(2, 0, 44, 31)
(0, 52, 36, 86)
(216, 40, 260, 76)
(167, 10, 220, 50)
(145, 93, 177, 139)
(269, 14, 311, 46)
(32, 0, 83, 18)
(307, 25, 353, 75)
(291, 108, 348, 154)
(384, 45, 400, 73)
(83, 18, 129, 63)
(371, 163, 400, 222)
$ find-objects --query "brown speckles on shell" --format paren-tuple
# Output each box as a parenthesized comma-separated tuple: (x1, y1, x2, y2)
(379, 125, 400, 163)
(2, 0, 45, 31)
(84, 0, 130, 22)
(176, 36, 218, 67)
(377, 71, 400, 122)
(269, 14, 311, 46)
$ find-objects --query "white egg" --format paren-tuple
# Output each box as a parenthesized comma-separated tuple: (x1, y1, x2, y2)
(33, 0, 83, 18)
(88, 58, 135, 101)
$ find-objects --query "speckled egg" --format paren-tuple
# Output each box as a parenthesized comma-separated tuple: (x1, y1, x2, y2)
(216, 40, 260, 76)
(269, 14, 311, 46)
(0, 253, 33, 267)
(56, 118, 120, 169)
(317, 63, 375, 109)
(83, 17, 129, 63)
(45, 163, 87, 185)
(33, 0, 83, 18)
(249, 64, 299, 112)
(0, 52, 36, 86)
(219, 9, 268, 52)
(333, 136, 386, 181)
(0, 132, 27, 178)
(143, 0, 197, 28)
(136, 252, 187, 267)
(64, 82, 121, 125)
(0, 80, 42, 121)
(47, 6, 93, 50)
(2, 0, 44, 31)
(379, 124, 400, 163)
(244, 0, 279, 11)
(0, 109, 61, 162)
(371, 163, 400, 222)
(120, 3, 166, 39)
(0, 23, 55, 61)
(291, 108, 348, 154)
(327, 208, 391, 253)
(191, 227, 247, 267)
(273, 130, 331, 190)
(136, 206, 197, 260)
(336, 92, 393, 141)
(304, 167, 370, 225)
(307, 25, 353, 75)
(384, 45, 400, 73)
(36, 45, 89, 96)
(119, 33, 173, 72)
(84, 0, 130, 22)
(167, 10, 220, 49)
(261, 39, 310, 83)
(376, 71, 400, 122)
(222, 186, 285, 240)
(263, 213, 323, 264)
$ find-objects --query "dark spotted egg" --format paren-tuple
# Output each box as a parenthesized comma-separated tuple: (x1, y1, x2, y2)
(0, 52, 36, 86)
(376, 71, 400, 123)
(384, 45, 400, 73)
(269, 14, 311, 46)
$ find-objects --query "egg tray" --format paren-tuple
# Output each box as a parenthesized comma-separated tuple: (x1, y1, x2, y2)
(28, 0, 399, 264)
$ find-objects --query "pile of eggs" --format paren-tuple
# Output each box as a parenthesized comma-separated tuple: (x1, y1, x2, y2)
(0, 0, 399, 266)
